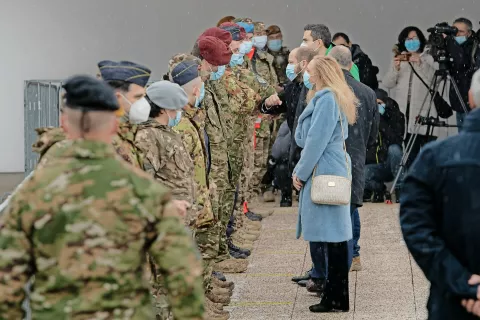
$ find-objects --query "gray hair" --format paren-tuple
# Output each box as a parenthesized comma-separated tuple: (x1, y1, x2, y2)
(296, 47, 317, 63)
(304, 24, 331, 47)
(328, 45, 352, 69)
(472, 69, 480, 107)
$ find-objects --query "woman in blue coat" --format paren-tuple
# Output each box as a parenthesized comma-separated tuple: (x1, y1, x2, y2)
(292, 56, 358, 313)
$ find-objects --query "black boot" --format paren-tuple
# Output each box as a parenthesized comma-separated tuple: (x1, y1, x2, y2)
(395, 188, 401, 203)
(213, 271, 227, 281)
(291, 269, 311, 282)
(228, 238, 251, 256)
(229, 250, 248, 259)
(363, 189, 373, 203)
(245, 211, 263, 221)
(309, 297, 349, 313)
(280, 193, 292, 207)
(372, 190, 385, 203)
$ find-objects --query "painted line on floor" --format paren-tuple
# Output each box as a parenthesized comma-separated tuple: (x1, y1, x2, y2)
(230, 301, 294, 307)
(245, 273, 295, 277)
(254, 250, 305, 255)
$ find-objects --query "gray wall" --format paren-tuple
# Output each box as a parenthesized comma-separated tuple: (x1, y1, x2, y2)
(1, 0, 479, 172)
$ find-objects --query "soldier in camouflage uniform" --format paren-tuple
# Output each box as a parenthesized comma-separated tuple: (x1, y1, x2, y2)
(168, 54, 234, 319)
(0, 75, 204, 320)
(32, 60, 152, 168)
(266, 24, 291, 87)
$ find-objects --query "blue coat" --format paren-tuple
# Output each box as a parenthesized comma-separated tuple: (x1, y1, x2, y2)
(294, 89, 352, 243)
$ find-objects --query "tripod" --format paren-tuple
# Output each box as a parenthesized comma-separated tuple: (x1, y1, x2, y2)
(390, 67, 469, 193)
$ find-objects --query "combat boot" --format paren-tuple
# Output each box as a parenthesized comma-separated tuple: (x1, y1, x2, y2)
(206, 289, 231, 306)
(206, 307, 230, 320)
(239, 225, 261, 236)
(263, 189, 275, 203)
(231, 237, 254, 251)
(233, 230, 258, 241)
(228, 238, 251, 256)
(212, 276, 235, 290)
(229, 249, 248, 259)
(238, 214, 262, 229)
(214, 259, 249, 273)
(250, 207, 274, 218)
(206, 298, 230, 319)
(245, 211, 263, 221)
(213, 271, 227, 282)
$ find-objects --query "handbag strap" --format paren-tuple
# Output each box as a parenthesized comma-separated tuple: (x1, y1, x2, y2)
(408, 62, 434, 95)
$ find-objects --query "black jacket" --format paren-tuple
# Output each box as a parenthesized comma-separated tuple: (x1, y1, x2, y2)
(343, 70, 379, 206)
(351, 44, 379, 90)
(446, 36, 476, 113)
(400, 108, 480, 320)
(260, 79, 308, 173)
(366, 98, 405, 164)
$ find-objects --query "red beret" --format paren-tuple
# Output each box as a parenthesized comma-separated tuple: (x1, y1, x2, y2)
(199, 27, 232, 46)
(198, 36, 232, 66)
(219, 22, 246, 41)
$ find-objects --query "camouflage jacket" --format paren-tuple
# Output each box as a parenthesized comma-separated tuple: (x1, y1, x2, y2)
(268, 46, 290, 85)
(33, 122, 143, 169)
(244, 49, 279, 88)
(0, 139, 204, 320)
(174, 109, 216, 227)
(135, 120, 196, 226)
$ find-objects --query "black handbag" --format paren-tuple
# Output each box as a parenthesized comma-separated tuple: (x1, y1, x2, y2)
(408, 63, 453, 119)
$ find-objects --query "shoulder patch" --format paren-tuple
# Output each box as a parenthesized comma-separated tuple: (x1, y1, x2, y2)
(256, 75, 268, 85)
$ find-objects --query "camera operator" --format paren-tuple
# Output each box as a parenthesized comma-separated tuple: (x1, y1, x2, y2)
(445, 18, 477, 130)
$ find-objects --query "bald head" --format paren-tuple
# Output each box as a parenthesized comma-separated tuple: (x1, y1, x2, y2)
(296, 47, 317, 64)
(329, 45, 353, 70)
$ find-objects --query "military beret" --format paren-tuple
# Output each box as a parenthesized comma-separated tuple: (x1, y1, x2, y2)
(253, 22, 266, 34)
(62, 75, 119, 112)
(219, 22, 246, 41)
(266, 25, 282, 36)
(198, 36, 232, 66)
(199, 27, 232, 46)
(217, 16, 236, 27)
(235, 21, 254, 34)
(170, 60, 200, 86)
(98, 60, 151, 88)
(375, 89, 389, 103)
(146, 81, 188, 111)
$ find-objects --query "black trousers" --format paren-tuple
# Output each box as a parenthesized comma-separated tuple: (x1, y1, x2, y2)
(324, 241, 349, 309)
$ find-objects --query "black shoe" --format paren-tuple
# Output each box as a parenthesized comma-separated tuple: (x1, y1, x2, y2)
(226, 226, 234, 237)
(229, 249, 248, 259)
(372, 190, 385, 203)
(306, 278, 326, 293)
(384, 190, 392, 203)
(309, 297, 349, 313)
(363, 189, 373, 203)
(395, 188, 401, 203)
(297, 280, 308, 287)
(213, 271, 226, 282)
(291, 270, 311, 283)
(228, 239, 251, 256)
(245, 211, 263, 221)
(280, 195, 292, 207)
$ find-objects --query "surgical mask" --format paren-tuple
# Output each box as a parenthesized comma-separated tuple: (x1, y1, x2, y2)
(230, 53, 244, 67)
(121, 95, 151, 124)
(168, 110, 182, 127)
(300, 41, 308, 48)
(378, 104, 386, 115)
(195, 83, 205, 108)
(252, 35, 268, 49)
(303, 71, 313, 90)
(405, 39, 421, 52)
(455, 36, 467, 45)
(267, 39, 282, 52)
(286, 64, 297, 81)
(210, 65, 226, 81)
(240, 41, 253, 54)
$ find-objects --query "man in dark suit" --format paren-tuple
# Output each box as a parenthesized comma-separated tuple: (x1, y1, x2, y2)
(329, 46, 379, 271)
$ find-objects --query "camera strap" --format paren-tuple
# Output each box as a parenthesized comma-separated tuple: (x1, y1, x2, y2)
(408, 62, 434, 95)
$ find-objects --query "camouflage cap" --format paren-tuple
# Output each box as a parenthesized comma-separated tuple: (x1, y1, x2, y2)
(253, 22, 266, 34)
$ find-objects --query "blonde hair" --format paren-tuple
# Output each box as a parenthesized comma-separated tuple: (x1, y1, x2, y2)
(307, 56, 358, 125)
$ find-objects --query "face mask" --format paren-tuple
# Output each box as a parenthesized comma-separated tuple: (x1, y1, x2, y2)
(268, 39, 282, 52)
(210, 65, 226, 81)
(455, 36, 467, 45)
(230, 53, 244, 67)
(378, 104, 386, 115)
(405, 39, 421, 52)
(195, 83, 205, 108)
(300, 41, 308, 48)
(252, 35, 268, 49)
(286, 64, 297, 81)
(121, 94, 150, 124)
(240, 41, 253, 54)
(303, 71, 313, 90)
(168, 110, 182, 127)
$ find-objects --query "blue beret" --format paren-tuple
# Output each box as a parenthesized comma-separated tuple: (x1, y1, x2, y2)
(237, 22, 254, 34)
(98, 60, 151, 88)
(171, 60, 200, 86)
(62, 75, 119, 112)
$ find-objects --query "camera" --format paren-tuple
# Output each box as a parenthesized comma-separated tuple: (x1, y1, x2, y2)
(427, 23, 458, 68)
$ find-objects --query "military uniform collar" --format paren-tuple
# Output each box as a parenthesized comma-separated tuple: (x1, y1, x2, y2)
(52, 139, 117, 159)
(138, 119, 171, 131)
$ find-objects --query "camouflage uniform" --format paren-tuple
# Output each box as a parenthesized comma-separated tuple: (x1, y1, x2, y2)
(174, 108, 219, 292)
(0, 139, 204, 320)
(268, 46, 290, 86)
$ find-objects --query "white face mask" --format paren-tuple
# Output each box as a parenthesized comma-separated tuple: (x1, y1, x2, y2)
(122, 95, 151, 124)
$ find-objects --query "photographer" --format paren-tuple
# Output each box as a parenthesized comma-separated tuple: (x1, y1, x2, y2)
(445, 18, 477, 130)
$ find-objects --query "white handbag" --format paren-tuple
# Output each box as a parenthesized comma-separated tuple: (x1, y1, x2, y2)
(310, 111, 351, 205)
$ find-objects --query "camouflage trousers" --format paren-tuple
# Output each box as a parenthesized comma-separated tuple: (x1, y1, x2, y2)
(251, 118, 272, 196)
(215, 187, 235, 262)
(239, 123, 255, 205)
(194, 222, 221, 292)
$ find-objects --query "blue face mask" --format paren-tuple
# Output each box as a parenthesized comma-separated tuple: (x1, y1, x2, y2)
(455, 36, 467, 45)
(378, 104, 386, 115)
(195, 83, 205, 108)
(253, 35, 268, 50)
(405, 39, 421, 52)
(210, 65, 226, 81)
(230, 53, 244, 67)
(240, 41, 253, 55)
(303, 71, 313, 90)
(168, 110, 182, 127)
(267, 39, 282, 52)
(286, 64, 297, 81)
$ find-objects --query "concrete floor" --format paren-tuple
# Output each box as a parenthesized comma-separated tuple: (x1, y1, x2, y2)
(226, 202, 430, 320)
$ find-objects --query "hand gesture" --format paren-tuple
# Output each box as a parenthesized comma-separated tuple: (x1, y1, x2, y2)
(461, 275, 480, 317)
(292, 174, 303, 191)
(265, 94, 282, 108)
(393, 56, 401, 71)
(409, 52, 421, 64)
(172, 200, 190, 218)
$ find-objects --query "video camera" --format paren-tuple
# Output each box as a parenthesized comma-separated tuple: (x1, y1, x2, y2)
(427, 22, 458, 68)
